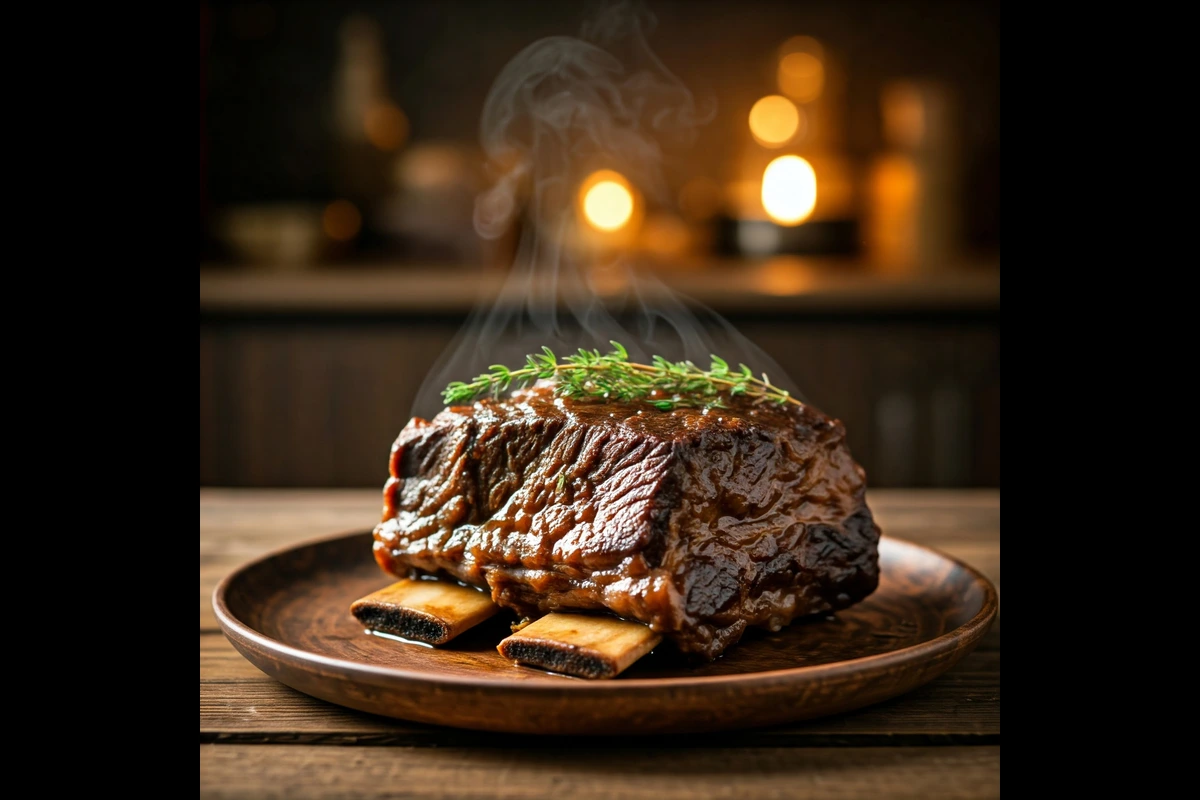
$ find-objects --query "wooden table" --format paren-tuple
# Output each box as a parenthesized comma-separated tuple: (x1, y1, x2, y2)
(200, 489, 1000, 799)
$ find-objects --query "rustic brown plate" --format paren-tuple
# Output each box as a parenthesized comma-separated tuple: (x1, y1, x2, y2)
(214, 531, 997, 735)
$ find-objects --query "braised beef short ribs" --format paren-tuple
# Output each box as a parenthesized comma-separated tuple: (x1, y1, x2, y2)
(372, 386, 880, 660)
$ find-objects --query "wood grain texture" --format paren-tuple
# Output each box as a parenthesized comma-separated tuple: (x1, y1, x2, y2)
(201, 632, 999, 746)
(200, 309, 1000, 487)
(199, 744, 1001, 800)
(199, 489, 1001, 797)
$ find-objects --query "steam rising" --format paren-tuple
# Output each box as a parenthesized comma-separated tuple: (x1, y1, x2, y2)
(413, 0, 797, 418)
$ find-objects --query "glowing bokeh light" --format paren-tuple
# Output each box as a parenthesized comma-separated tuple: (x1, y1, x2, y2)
(323, 199, 362, 241)
(582, 171, 635, 232)
(749, 95, 800, 147)
(364, 103, 409, 151)
(761, 156, 817, 226)
(778, 52, 824, 103)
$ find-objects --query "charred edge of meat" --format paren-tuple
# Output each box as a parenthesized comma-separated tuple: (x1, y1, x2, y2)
(497, 640, 616, 680)
(373, 387, 880, 660)
(350, 604, 451, 645)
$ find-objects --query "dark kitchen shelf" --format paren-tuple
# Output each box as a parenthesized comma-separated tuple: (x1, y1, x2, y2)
(199, 257, 1000, 316)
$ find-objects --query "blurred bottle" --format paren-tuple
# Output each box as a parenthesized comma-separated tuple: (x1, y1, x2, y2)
(376, 142, 510, 267)
(331, 15, 408, 253)
(866, 81, 959, 273)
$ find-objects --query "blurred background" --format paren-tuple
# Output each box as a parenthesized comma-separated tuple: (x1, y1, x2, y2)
(199, 0, 1000, 488)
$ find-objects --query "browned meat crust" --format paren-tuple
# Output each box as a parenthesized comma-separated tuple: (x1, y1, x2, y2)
(373, 386, 879, 659)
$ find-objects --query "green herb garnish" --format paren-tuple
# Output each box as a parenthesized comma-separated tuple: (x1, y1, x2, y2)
(442, 341, 800, 411)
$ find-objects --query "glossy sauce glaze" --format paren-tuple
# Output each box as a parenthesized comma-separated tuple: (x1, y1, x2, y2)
(373, 386, 880, 659)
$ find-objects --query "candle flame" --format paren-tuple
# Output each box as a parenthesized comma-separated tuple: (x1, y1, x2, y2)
(761, 156, 817, 226)
(581, 170, 635, 232)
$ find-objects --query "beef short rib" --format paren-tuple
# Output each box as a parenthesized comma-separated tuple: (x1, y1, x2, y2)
(372, 386, 880, 659)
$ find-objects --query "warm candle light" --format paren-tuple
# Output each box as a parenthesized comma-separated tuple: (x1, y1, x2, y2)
(749, 95, 801, 147)
(778, 52, 824, 103)
(762, 156, 817, 226)
(581, 170, 635, 232)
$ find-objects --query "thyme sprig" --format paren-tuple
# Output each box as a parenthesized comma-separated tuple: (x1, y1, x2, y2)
(442, 341, 801, 411)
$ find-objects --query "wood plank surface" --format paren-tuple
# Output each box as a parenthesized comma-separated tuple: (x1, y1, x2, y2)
(199, 489, 1000, 798)
(199, 744, 1000, 800)
(200, 632, 998, 746)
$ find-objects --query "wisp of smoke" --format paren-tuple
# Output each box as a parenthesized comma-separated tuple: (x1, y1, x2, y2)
(412, 0, 798, 418)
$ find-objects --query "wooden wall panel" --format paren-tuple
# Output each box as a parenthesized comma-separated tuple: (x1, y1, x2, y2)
(200, 314, 999, 487)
